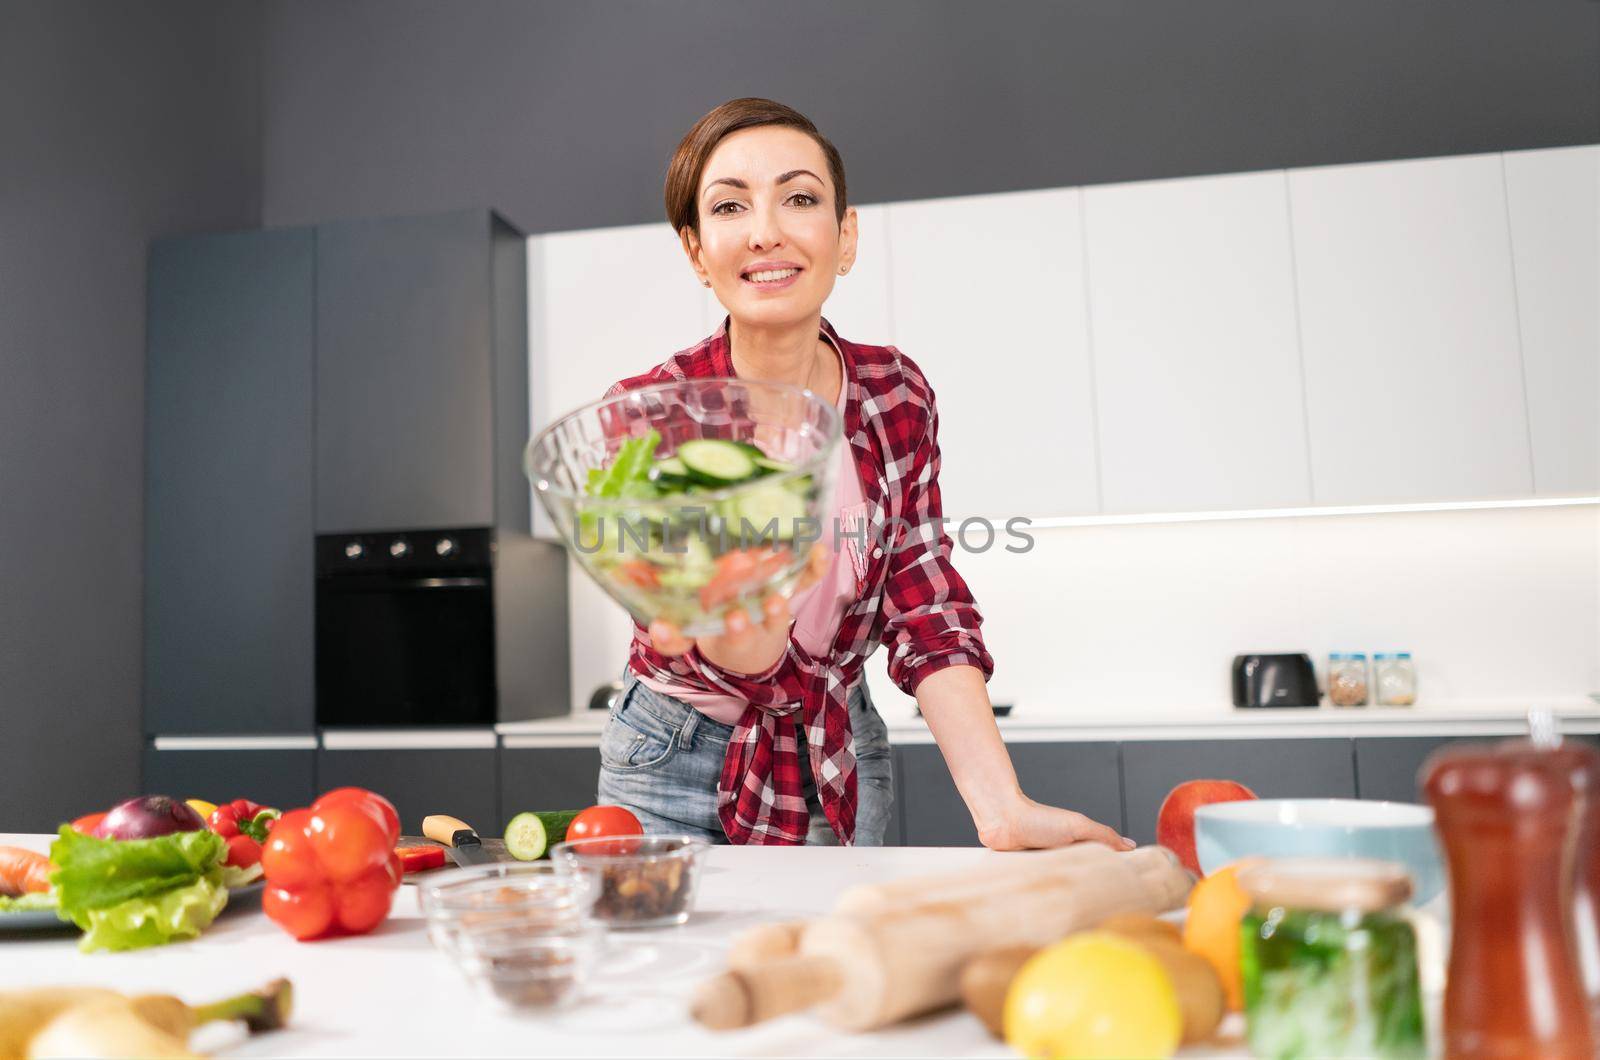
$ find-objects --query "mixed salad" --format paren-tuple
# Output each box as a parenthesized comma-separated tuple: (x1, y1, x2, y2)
(576, 429, 824, 629)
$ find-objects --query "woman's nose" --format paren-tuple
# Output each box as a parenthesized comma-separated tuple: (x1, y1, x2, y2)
(747, 204, 784, 251)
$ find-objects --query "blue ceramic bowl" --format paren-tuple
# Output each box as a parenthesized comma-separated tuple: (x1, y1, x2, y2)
(1194, 798, 1444, 904)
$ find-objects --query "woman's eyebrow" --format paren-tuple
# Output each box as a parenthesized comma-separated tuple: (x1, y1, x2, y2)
(702, 169, 824, 195)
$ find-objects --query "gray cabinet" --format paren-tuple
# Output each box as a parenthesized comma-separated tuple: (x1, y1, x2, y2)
(315, 210, 528, 534)
(500, 747, 603, 816)
(317, 748, 498, 837)
(142, 748, 316, 813)
(144, 229, 315, 735)
(1121, 739, 1356, 845)
(898, 742, 1122, 846)
(1355, 733, 1600, 803)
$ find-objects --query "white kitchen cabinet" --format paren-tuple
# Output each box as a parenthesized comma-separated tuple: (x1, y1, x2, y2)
(887, 188, 1101, 519)
(1503, 145, 1600, 495)
(1289, 154, 1533, 504)
(1084, 171, 1311, 513)
(528, 222, 707, 537)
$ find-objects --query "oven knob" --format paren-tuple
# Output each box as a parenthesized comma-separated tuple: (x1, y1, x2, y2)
(435, 536, 456, 557)
(389, 539, 410, 558)
(344, 541, 364, 560)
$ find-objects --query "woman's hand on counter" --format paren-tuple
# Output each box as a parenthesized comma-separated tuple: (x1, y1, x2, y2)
(975, 795, 1132, 853)
(645, 543, 830, 675)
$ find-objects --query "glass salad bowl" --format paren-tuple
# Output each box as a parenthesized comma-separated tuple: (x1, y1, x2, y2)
(525, 378, 842, 637)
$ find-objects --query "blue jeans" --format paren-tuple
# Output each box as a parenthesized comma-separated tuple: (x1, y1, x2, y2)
(596, 668, 895, 845)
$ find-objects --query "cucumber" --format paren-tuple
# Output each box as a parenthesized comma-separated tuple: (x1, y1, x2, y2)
(677, 439, 758, 484)
(754, 456, 797, 475)
(729, 481, 808, 540)
(654, 456, 689, 477)
(504, 810, 582, 861)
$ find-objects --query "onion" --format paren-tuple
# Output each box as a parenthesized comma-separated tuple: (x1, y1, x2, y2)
(94, 795, 206, 840)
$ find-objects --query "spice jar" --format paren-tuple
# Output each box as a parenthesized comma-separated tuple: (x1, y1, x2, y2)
(1374, 653, 1417, 706)
(1238, 858, 1426, 1059)
(1422, 738, 1593, 1058)
(1327, 653, 1370, 707)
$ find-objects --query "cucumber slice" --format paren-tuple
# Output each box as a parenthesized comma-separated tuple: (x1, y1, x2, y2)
(677, 439, 758, 484)
(654, 456, 689, 477)
(754, 456, 797, 475)
(504, 810, 582, 861)
(729, 481, 808, 540)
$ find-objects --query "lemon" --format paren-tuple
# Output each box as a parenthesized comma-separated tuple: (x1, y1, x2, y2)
(1003, 931, 1182, 1059)
(185, 799, 217, 820)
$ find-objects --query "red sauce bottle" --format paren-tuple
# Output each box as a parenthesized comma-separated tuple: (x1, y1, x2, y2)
(1423, 740, 1593, 1058)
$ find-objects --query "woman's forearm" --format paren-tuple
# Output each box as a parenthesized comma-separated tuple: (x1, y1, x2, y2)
(913, 664, 1024, 833)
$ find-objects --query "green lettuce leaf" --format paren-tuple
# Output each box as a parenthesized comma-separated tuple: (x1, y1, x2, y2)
(75, 875, 227, 952)
(0, 891, 58, 913)
(49, 826, 228, 950)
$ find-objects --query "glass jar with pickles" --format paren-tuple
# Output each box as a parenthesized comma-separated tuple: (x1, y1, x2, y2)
(1237, 858, 1425, 1060)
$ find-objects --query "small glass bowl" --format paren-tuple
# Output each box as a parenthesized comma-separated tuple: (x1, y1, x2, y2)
(550, 835, 710, 929)
(417, 863, 602, 1008)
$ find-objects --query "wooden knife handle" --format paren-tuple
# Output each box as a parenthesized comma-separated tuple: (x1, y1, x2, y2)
(691, 954, 843, 1030)
(422, 815, 473, 846)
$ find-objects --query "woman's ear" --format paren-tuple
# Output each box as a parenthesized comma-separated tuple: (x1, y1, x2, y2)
(680, 226, 711, 288)
(837, 207, 860, 276)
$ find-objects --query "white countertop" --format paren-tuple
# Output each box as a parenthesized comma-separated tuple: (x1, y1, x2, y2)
(499, 701, 1600, 747)
(0, 835, 1251, 1058)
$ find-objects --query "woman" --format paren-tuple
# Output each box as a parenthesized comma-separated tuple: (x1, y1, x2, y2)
(597, 98, 1129, 851)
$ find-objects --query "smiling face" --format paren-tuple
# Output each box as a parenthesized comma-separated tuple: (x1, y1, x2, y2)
(682, 125, 858, 330)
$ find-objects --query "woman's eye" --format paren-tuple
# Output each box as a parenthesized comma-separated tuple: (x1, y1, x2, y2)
(710, 201, 743, 216)
(787, 193, 818, 207)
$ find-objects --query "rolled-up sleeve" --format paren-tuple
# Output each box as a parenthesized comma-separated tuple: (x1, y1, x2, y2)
(879, 400, 994, 696)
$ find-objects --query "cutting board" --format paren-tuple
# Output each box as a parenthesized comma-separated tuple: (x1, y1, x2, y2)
(398, 835, 514, 865)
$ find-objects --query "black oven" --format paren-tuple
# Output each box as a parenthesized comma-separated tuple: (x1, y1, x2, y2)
(315, 528, 496, 728)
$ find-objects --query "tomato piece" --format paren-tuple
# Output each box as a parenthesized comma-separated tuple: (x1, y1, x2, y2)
(616, 558, 661, 590)
(263, 883, 336, 940)
(261, 808, 324, 888)
(225, 833, 262, 869)
(307, 804, 392, 884)
(334, 864, 399, 935)
(699, 548, 791, 610)
(70, 812, 106, 835)
(566, 805, 644, 843)
(313, 788, 401, 845)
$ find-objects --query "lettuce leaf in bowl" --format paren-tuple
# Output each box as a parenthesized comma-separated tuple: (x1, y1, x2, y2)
(49, 826, 228, 951)
(0, 891, 57, 913)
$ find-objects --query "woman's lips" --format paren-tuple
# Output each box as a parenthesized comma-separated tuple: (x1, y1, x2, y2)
(740, 267, 803, 291)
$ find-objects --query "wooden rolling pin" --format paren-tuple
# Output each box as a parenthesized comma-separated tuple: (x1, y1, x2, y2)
(693, 845, 1191, 1032)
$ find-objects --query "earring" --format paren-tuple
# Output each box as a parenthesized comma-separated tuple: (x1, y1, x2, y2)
(702, 279, 711, 287)
(839, 266, 849, 275)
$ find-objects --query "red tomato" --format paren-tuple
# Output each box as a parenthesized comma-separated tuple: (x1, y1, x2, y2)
(699, 548, 792, 610)
(70, 812, 106, 835)
(313, 788, 400, 845)
(261, 808, 323, 888)
(566, 805, 644, 843)
(263, 884, 335, 940)
(308, 804, 392, 884)
(334, 862, 401, 934)
(616, 559, 660, 590)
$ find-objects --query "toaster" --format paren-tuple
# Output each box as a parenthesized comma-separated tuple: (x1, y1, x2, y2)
(1232, 653, 1320, 708)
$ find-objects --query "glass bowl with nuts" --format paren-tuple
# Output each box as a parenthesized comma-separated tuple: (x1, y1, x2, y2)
(550, 835, 710, 929)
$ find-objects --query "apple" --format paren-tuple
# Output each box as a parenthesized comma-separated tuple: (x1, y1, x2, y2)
(1156, 779, 1257, 876)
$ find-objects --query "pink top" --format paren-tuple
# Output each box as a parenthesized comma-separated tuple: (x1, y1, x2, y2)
(637, 333, 868, 725)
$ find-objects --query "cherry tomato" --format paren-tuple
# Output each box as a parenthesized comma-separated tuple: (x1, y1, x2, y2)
(566, 805, 644, 843)
(71, 812, 106, 835)
(261, 808, 322, 888)
(699, 548, 791, 610)
(263, 883, 336, 941)
(313, 788, 401, 845)
(308, 804, 393, 884)
(616, 558, 660, 590)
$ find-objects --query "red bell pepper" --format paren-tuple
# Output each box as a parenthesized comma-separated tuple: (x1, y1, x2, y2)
(396, 844, 447, 873)
(207, 799, 281, 869)
(261, 788, 402, 940)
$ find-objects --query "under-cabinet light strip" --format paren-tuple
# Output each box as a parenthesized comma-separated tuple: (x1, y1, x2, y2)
(981, 495, 1599, 531)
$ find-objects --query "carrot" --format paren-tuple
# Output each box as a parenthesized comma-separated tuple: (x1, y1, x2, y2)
(0, 846, 52, 896)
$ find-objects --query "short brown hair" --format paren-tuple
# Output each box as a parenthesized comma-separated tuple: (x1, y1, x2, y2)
(664, 98, 848, 235)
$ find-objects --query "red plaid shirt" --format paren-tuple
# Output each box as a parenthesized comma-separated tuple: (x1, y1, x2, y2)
(606, 318, 993, 845)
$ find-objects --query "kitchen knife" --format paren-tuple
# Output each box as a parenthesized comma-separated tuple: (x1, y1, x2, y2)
(421, 814, 495, 866)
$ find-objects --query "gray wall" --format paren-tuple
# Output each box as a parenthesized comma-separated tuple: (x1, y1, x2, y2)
(0, 1, 261, 828)
(260, 1, 1600, 234)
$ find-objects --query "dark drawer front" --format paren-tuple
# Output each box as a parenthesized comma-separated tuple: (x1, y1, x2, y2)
(899, 741, 1123, 847)
(500, 748, 603, 818)
(316, 748, 498, 837)
(142, 748, 316, 813)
